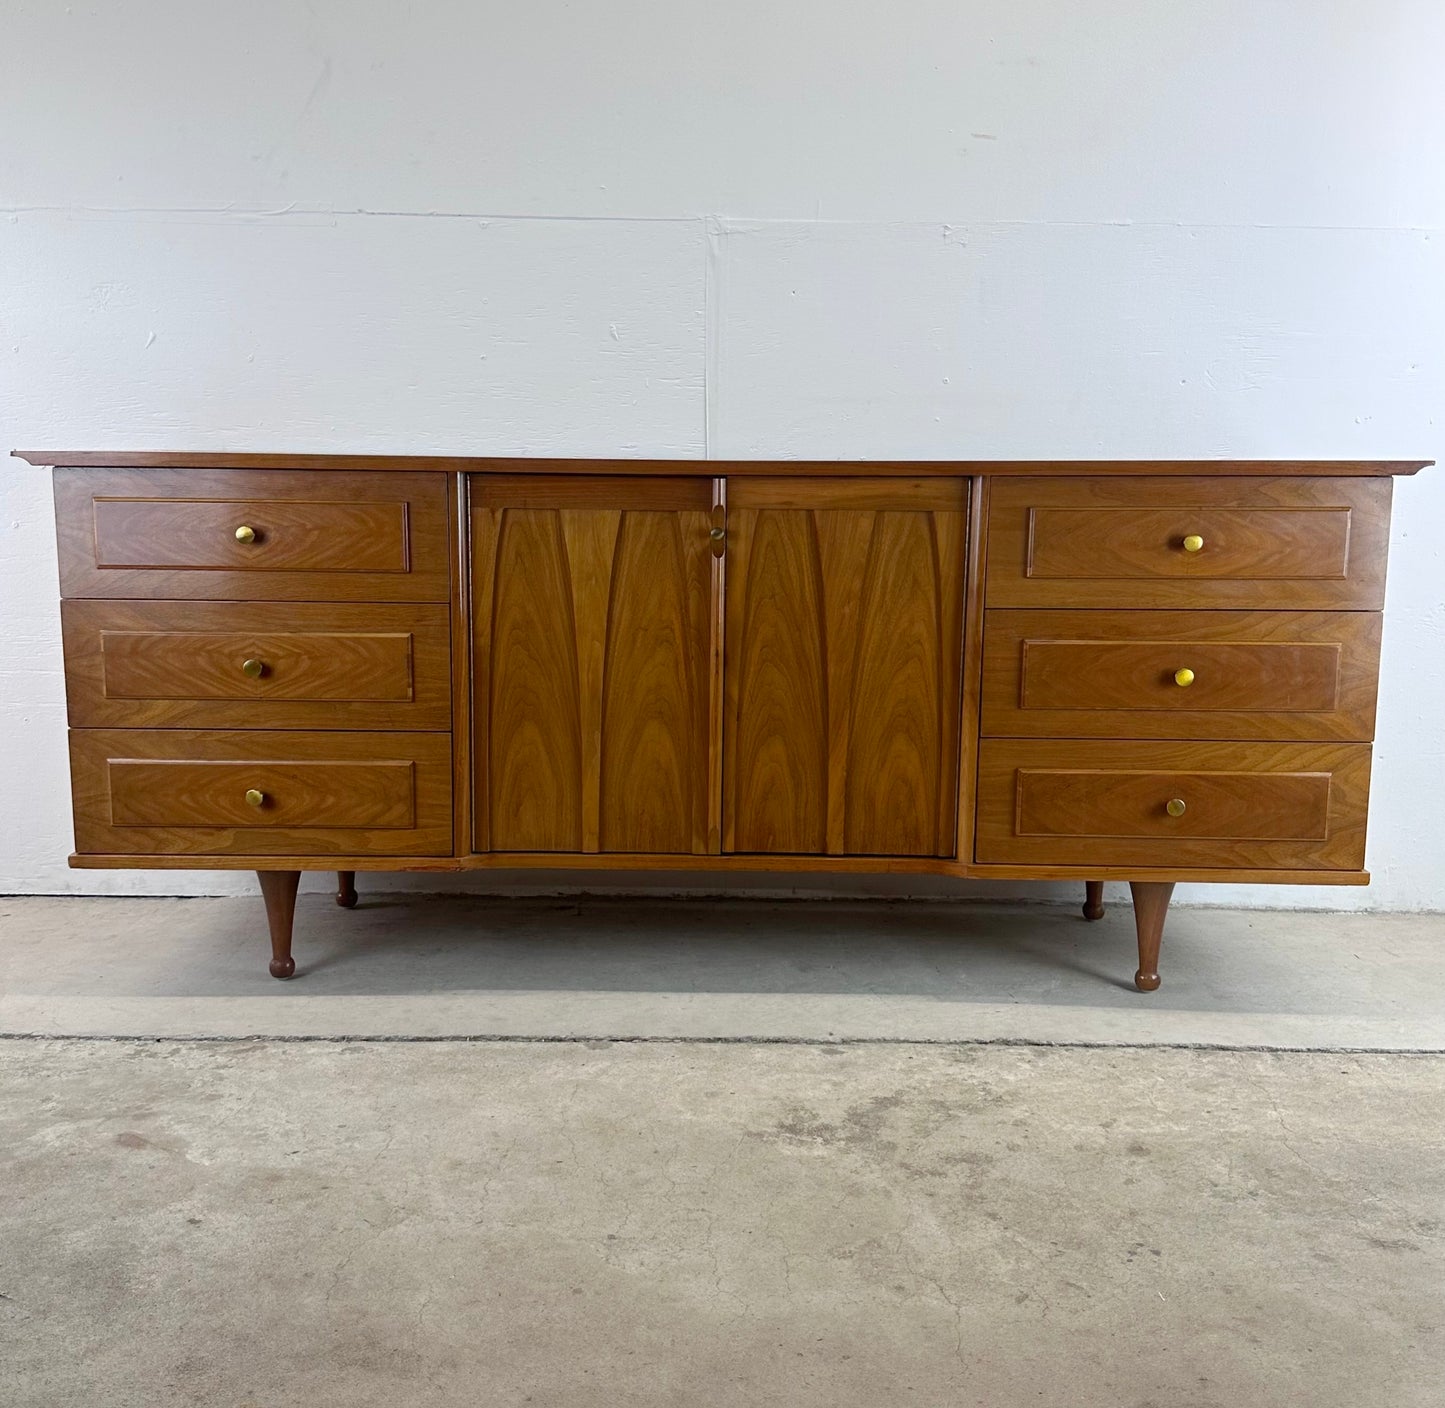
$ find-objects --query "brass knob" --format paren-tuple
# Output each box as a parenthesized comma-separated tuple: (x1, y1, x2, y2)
(709, 527, 726, 542)
(235, 525, 257, 544)
(1174, 667, 1195, 688)
(1165, 798, 1187, 818)
(1182, 533, 1204, 553)
(245, 788, 266, 808)
(241, 658, 265, 680)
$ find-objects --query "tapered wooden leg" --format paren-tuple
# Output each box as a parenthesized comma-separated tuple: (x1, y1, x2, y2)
(336, 871, 358, 909)
(1082, 881, 1106, 922)
(1129, 881, 1174, 992)
(258, 870, 301, 979)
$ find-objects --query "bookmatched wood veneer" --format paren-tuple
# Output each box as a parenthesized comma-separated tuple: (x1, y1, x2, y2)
(987, 476, 1392, 610)
(981, 609, 1381, 742)
(70, 729, 453, 856)
(55, 467, 451, 602)
(62, 599, 452, 731)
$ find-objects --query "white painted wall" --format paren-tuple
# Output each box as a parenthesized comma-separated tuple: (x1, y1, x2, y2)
(2, 1, 1442, 909)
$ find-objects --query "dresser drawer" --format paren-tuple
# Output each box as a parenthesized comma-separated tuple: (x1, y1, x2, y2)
(981, 609, 1380, 742)
(986, 477, 1391, 609)
(55, 468, 451, 601)
(70, 730, 452, 856)
(975, 739, 1369, 870)
(61, 601, 452, 730)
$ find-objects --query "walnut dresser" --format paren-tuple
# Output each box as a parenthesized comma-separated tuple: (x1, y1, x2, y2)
(16, 452, 1429, 989)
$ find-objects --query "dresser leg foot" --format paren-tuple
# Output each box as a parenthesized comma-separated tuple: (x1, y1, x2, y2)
(258, 870, 301, 979)
(1129, 882, 1174, 992)
(336, 871, 358, 909)
(1082, 881, 1106, 922)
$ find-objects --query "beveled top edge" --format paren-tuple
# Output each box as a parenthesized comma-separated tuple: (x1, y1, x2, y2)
(11, 450, 1433, 475)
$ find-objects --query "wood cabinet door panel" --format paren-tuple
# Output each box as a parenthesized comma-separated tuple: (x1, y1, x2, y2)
(975, 739, 1369, 870)
(981, 609, 1380, 741)
(723, 505, 829, 853)
(55, 468, 451, 601)
(471, 477, 717, 854)
(987, 477, 1391, 609)
(598, 510, 714, 852)
(70, 730, 452, 856)
(724, 480, 967, 856)
(1015, 769, 1331, 842)
(62, 600, 451, 730)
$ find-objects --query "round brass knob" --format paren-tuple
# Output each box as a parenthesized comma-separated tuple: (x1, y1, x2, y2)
(1182, 533, 1204, 553)
(709, 527, 726, 542)
(241, 658, 265, 680)
(1165, 798, 1187, 818)
(1174, 668, 1195, 688)
(235, 525, 257, 544)
(245, 788, 266, 808)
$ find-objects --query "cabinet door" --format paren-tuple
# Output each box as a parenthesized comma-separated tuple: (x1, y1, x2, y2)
(724, 479, 968, 856)
(472, 476, 720, 854)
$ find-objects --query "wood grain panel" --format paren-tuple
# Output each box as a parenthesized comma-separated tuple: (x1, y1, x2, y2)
(103, 631, 413, 701)
(109, 760, 416, 829)
(725, 482, 966, 856)
(975, 739, 1370, 870)
(62, 600, 451, 730)
(1027, 507, 1351, 580)
(987, 477, 1391, 609)
(981, 610, 1380, 741)
(728, 478, 970, 511)
(1021, 641, 1342, 711)
(1015, 769, 1331, 842)
(472, 475, 712, 511)
(93, 498, 408, 572)
(484, 507, 586, 850)
(724, 502, 830, 853)
(70, 730, 452, 856)
(55, 468, 451, 601)
(598, 509, 712, 851)
(843, 511, 954, 854)
(471, 478, 715, 854)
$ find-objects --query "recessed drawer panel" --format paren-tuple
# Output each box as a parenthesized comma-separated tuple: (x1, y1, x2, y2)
(70, 730, 452, 856)
(1027, 507, 1349, 581)
(109, 760, 417, 830)
(987, 477, 1391, 609)
(975, 739, 1370, 870)
(62, 601, 451, 730)
(55, 468, 451, 601)
(92, 499, 409, 572)
(981, 610, 1380, 741)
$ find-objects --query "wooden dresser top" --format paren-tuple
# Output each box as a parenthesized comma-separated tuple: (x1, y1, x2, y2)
(10, 451, 1432, 477)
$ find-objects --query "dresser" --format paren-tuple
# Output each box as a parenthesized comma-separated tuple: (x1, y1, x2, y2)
(17, 452, 1428, 989)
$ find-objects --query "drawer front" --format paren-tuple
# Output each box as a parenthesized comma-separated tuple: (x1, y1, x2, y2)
(981, 610, 1380, 742)
(109, 760, 416, 829)
(987, 477, 1391, 609)
(62, 601, 452, 730)
(975, 740, 1369, 870)
(55, 468, 451, 601)
(70, 730, 452, 856)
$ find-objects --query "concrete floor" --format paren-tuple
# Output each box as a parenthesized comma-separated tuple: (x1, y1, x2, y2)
(1, 896, 1443, 1405)
(2, 1039, 1442, 1407)
(1, 893, 1443, 1046)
